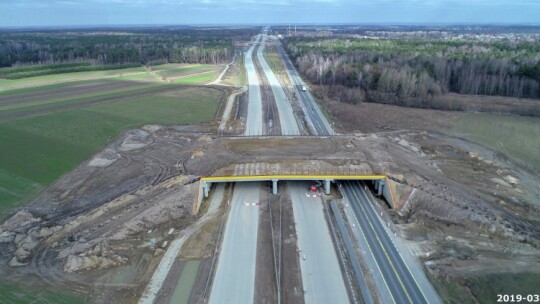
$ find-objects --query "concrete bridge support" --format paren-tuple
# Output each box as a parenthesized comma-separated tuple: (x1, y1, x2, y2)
(272, 179, 278, 195)
(324, 179, 331, 195)
(203, 181, 211, 198)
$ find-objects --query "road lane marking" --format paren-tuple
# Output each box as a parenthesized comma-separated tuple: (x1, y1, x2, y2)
(357, 183, 430, 303)
(341, 182, 396, 304)
(347, 182, 414, 304)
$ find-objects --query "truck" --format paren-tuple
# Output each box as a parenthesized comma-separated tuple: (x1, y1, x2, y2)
(302, 85, 307, 92)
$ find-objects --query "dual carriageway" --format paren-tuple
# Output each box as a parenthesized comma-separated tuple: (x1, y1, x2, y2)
(207, 29, 440, 304)
(142, 30, 440, 304)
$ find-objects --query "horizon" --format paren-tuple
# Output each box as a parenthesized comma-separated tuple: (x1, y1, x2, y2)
(1, 22, 540, 30)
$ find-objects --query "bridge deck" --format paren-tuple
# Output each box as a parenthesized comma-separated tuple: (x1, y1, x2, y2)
(201, 174, 386, 182)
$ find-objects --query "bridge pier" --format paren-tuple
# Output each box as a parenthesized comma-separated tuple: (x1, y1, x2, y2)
(203, 181, 211, 198)
(377, 180, 383, 196)
(272, 179, 278, 195)
(324, 179, 331, 195)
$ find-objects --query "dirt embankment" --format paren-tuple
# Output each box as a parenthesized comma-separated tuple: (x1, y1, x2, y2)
(324, 98, 540, 301)
(0, 118, 538, 302)
(0, 126, 227, 301)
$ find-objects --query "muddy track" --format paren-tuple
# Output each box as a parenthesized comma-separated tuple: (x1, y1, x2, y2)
(30, 243, 90, 294)
(254, 186, 278, 303)
(277, 183, 304, 304)
(44, 175, 150, 222)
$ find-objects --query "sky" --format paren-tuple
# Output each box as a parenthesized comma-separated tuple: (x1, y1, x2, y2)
(0, 0, 539, 27)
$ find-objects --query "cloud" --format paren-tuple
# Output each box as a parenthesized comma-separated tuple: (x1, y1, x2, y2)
(0, 0, 539, 26)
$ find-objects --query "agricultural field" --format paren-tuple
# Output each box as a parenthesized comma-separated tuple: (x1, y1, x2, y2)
(0, 283, 86, 304)
(173, 71, 220, 84)
(0, 68, 224, 218)
(0, 66, 150, 92)
(153, 64, 220, 77)
(149, 63, 223, 84)
(454, 113, 540, 171)
(144, 63, 224, 85)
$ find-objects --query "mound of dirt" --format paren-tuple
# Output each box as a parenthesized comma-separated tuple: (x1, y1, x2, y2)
(64, 243, 128, 273)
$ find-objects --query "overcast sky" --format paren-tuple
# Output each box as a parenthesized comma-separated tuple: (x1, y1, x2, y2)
(0, 0, 539, 27)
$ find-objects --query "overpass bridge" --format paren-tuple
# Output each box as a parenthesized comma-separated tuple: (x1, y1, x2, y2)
(194, 174, 395, 213)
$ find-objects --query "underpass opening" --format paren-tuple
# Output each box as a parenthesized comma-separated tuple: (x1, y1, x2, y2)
(193, 175, 393, 213)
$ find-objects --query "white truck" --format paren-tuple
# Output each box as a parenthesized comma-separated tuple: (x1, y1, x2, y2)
(302, 85, 307, 92)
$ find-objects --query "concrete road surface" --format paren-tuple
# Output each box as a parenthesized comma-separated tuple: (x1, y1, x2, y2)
(340, 181, 440, 304)
(244, 35, 263, 136)
(289, 181, 350, 304)
(257, 36, 300, 135)
(209, 182, 261, 304)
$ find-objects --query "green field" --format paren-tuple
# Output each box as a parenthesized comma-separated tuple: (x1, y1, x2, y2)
(0, 83, 162, 114)
(0, 283, 87, 304)
(0, 73, 222, 218)
(454, 113, 540, 170)
(429, 272, 540, 304)
(468, 273, 540, 304)
(173, 71, 219, 84)
(155, 64, 215, 76)
(427, 273, 471, 304)
(0, 67, 148, 92)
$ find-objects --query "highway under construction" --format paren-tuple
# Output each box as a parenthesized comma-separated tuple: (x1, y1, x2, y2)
(196, 28, 441, 304)
(6, 26, 536, 304)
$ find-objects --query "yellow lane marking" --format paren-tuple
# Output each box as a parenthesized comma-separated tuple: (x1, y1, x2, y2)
(349, 183, 414, 304)
(202, 175, 387, 181)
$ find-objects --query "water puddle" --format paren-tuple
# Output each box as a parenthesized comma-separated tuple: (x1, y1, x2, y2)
(169, 259, 201, 304)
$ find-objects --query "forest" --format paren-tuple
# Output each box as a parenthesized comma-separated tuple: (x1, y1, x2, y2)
(283, 37, 540, 113)
(0, 27, 258, 70)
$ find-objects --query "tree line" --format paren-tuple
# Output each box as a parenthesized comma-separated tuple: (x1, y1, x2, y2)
(0, 27, 259, 68)
(283, 37, 540, 111)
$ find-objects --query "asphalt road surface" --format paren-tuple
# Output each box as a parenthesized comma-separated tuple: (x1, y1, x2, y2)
(341, 180, 433, 304)
(244, 35, 263, 136)
(276, 44, 333, 136)
(257, 36, 300, 135)
(208, 182, 261, 304)
(289, 181, 350, 304)
(276, 35, 440, 304)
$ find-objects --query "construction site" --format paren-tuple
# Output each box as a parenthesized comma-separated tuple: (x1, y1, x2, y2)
(0, 28, 539, 304)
